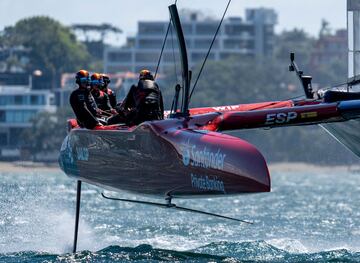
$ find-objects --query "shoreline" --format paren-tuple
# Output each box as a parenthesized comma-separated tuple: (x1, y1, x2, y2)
(0, 161, 60, 173)
(0, 161, 359, 174)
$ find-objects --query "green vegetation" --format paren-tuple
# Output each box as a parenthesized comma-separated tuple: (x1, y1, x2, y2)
(23, 107, 73, 160)
(0, 16, 90, 88)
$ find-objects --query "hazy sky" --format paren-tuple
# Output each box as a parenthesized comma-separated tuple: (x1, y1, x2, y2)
(0, 0, 347, 46)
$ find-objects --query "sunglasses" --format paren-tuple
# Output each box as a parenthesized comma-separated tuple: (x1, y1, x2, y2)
(79, 77, 90, 83)
(91, 79, 104, 85)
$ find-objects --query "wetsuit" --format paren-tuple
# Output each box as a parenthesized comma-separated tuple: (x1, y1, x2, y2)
(105, 88, 117, 109)
(91, 89, 112, 112)
(69, 87, 99, 129)
(121, 79, 164, 125)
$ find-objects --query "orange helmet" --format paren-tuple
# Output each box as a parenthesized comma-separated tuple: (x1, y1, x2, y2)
(91, 73, 103, 86)
(75, 70, 90, 85)
(139, 69, 154, 80)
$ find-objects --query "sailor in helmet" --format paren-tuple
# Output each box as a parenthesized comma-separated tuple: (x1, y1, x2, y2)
(100, 74, 117, 108)
(69, 70, 102, 129)
(119, 69, 164, 125)
(90, 73, 116, 115)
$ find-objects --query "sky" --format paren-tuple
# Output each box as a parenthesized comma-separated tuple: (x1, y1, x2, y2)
(0, 0, 347, 46)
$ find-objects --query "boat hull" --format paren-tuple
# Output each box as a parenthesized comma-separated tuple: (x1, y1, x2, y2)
(59, 120, 270, 198)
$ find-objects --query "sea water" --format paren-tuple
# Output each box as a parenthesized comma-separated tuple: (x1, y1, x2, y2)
(0, 167, 360, 262)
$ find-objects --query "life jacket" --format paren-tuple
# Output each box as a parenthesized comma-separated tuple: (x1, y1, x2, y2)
(132, 80, 163, 124)
(134, 79, 161, 108)
(106, 88, 117, 108)
(92, 89, 112, 111)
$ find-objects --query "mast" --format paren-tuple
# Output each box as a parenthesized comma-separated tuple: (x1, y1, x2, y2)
(169, 4, 190, 116)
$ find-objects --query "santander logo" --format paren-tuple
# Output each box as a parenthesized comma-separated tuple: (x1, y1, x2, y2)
(181, 140, 226, 170)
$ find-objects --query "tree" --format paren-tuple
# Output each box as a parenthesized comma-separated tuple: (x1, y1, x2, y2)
(0, 16, 90, 89)
(274, 29, 315, 68)
(23, 107, 73, 160)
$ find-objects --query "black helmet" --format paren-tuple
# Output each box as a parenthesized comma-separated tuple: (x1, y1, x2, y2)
(139, 69, 154, 80)
(101, 74, 111, 85)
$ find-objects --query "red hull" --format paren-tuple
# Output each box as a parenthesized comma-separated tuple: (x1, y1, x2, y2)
(60, 118, 270, 198)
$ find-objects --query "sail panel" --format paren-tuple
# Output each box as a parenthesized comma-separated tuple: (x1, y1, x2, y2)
(348, 0, 360, 80)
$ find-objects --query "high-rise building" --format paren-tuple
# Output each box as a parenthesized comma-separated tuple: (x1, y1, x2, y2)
(104, 8, 277, 74)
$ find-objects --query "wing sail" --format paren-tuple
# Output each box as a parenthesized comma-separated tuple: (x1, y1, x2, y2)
(348, 0, 360, 86)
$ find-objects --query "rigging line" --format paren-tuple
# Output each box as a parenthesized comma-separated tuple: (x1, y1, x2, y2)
(154, 0, 178, 80)
(154, 22, 171, 80)
(189, 0, 232, 101)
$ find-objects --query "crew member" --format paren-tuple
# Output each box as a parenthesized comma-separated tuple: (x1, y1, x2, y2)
(120, 69, 164, 125)
(69, 70, 101, 129)
(100, 74, 117, 108)
(90, 73, 114, 114)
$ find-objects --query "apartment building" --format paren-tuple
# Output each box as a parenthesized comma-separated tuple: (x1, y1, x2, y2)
(104, 8, 277, 74)
(0, 73, 56, 159)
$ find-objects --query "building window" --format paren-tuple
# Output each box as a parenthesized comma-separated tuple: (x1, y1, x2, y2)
(135, 52, 159, 63)
(182, 24, 193, 35)
(139, 23, 165, 35)
(165, 37, 179, 50)
(224, 39, 254, 49)
(225, 25, 254, 36)
(14, 111, 22, 122)
(5, 110, 37, 123)
(0, 111, 4, 122)
(224, 39, 241, 49)
(108, 52, 132, 62)
(107, 65, 132, 73)
(49, 96, 55, 105)
(0, 96, 13, 105)
(23, 111, 36, 122)
(138, 39, 163, 49)
(0, 133, 7, 146)
(163, 52, 179, 63)
(9, 128, 23, 146)
(191, 52, 215, 62)
(30, 95, 39, 105)
(220, 52, 253, 60)
(29, 95, 45, 105)
(193, 39, 218, 49)
(195, 23, 217, 35)
(14, 95, 23, 105)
